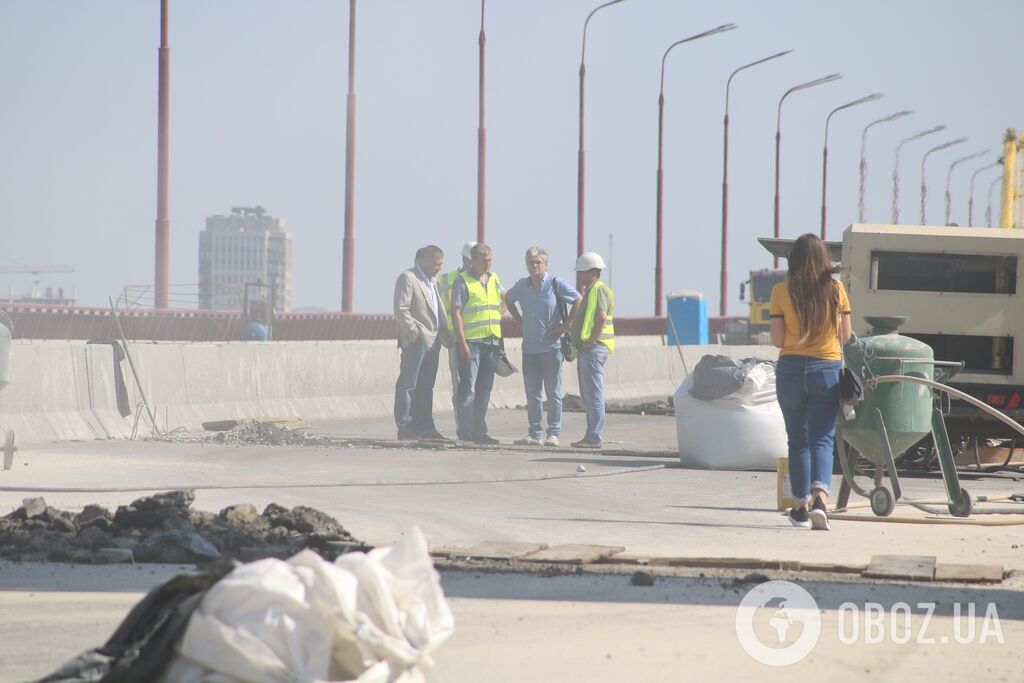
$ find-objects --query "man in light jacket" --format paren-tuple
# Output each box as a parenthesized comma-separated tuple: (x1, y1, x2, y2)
(394, 245, 452, 441)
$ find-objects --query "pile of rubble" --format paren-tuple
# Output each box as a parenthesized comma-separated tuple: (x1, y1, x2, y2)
(152, 420, 335, 447)
(558, 394, 675, 416)
(0, 490, 367, 564)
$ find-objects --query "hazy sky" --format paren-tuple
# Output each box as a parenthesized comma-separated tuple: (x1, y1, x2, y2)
(1, 1, 1021, 316)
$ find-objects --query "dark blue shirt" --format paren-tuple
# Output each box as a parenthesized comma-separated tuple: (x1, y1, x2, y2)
(505, 273, 580, 354)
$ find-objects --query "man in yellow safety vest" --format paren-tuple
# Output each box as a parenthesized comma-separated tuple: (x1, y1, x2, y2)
(450, 243, 504, 444)
(437, 241, 476, 431)
(569, 252, 615, 449)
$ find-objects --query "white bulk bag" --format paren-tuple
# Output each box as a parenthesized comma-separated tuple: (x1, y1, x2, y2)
(674, 364, 787, 470)
(160, 526, 454, 683)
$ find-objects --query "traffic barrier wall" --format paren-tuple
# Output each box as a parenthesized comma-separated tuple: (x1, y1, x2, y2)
(0, 341, 106, 443)
(1, 339, 777, 445)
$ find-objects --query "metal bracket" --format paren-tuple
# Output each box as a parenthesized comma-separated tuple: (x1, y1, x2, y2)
(3, 429, 15, 470)
(130, 402, 161, 440)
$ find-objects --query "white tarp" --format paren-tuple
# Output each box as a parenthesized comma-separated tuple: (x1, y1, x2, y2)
(674, 363, 787, 470)
(160, 526, 454, 683)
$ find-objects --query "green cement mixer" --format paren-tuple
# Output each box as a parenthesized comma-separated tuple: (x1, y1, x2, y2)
(836, 316, 972, 517)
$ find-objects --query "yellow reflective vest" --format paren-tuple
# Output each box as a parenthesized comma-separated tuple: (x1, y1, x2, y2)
(459, 271, 503, 340)
(579, 280, 615, 352)
(437, 268, 463, 333)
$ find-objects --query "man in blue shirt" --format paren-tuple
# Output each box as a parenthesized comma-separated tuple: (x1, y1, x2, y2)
(504, 247, 581, 446)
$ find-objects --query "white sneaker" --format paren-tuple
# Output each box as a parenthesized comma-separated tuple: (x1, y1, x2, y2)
(514, 436, 542, 446)
(543, 434, 560, 447)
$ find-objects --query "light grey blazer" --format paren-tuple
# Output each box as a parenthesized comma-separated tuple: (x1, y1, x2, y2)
(393, 268, 452, 350)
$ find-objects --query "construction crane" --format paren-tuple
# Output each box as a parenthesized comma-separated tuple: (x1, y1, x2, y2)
(0, 265, 75, 275)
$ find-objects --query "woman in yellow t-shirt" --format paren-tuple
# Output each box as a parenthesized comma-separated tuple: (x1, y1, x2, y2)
(769, 233, 852, 531)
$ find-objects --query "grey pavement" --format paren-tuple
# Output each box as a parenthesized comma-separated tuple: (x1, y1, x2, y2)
(1, 408, 1023, 681)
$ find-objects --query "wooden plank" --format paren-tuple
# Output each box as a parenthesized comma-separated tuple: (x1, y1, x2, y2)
(202, 419, 244, 432)
(522, 544, 625, 565)
(796, 561, 868, 574)
(864, 555, 936, 581)
(432, 541, 548, 560)
(934, 563, 1004, 583)
(666, 557, 778, 570)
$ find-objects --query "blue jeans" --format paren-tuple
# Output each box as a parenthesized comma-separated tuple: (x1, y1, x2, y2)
(576, 344, 609, 444)
(523, 349, 564, 438)
(775, 355, 841, 501)
(394, 336, 442, 434)
(456, 342, 498, 439)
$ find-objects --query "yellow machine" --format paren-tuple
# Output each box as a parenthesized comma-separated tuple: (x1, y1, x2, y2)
(738, 268, 785, 336)
(1000, 128, 1023, 229)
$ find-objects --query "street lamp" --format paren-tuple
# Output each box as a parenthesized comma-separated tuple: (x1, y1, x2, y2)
(986, 173, 1003, 227)
(477, 0, 486, 243)
(653, 23, 736, 316)
(891, 125, 945, 224)
(155, 0, 170, 309)
(820, 93, 884, 238)
(944, 150, 990, 225)
(577, 0, 630, 261)
(968, 162, 1001, 226)
(773, 73, 841, 267)
(341, 0, 357, 311)
(719, 49, 792, 316)
(920, 138, 967, 224)
(858, 110, 913, 222)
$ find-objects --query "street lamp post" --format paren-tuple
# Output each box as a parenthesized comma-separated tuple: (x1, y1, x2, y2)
(891, 126, 945, 224)
(577, 0, 629, 262)
(986, 174, 1004, 227)
(773, 74, 841, 267)
(968, 162, 1001, 226)
(920, 138, 967, 225)
(820, 93, 883, 239)
(653, 23, 736, 316)
(719, 49, 792, 316)
(944, 150, 990, 225)
(341, 0, 357, 312)
(154, 0, 170, 309)
(477, 0, 486, 243)
(858, 110, 913, 222)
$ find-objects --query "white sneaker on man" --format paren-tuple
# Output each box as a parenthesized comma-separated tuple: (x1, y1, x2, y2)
(543, 434, 560, 447)
(514, 436, 543, 446)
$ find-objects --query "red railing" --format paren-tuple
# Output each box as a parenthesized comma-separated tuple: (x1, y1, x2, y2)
(0, 303, 671, 341)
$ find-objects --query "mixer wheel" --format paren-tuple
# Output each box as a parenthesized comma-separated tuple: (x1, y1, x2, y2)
(869, 486, 895, 517)
(948, 488, 972, 518)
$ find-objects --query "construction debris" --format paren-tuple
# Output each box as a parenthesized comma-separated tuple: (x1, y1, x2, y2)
(151, 420, 334, 447)
(555, 394, 675, 416)
(0, 490, 366, 564)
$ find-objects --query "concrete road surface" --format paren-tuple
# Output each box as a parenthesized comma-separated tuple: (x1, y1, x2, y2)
(1, 409, 1022, 681)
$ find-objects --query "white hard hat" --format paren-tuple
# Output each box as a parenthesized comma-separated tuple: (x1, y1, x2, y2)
(461, 241, 478, 259)
(573, 251, 606, 271)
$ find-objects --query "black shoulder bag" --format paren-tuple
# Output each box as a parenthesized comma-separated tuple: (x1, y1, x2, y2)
(838, 325, 863, 407)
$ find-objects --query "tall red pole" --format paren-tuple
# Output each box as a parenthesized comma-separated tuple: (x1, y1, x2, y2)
(820, 93, 883, 240)
(720, 50, 792, 316)
(653, 25, 736, 317)
(772, 74, 841, 267)
(578, 0, 628, 283)
(654, 90, 664, 315)
(577, 42, 587, 262)
(154, 0, 170, 309)
(341, 0, 357, 312)
(477, 0, 486, 243)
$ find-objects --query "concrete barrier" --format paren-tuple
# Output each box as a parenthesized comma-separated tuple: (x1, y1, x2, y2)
(0, 341, 106, 444)
(0, 338, 776, 445)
